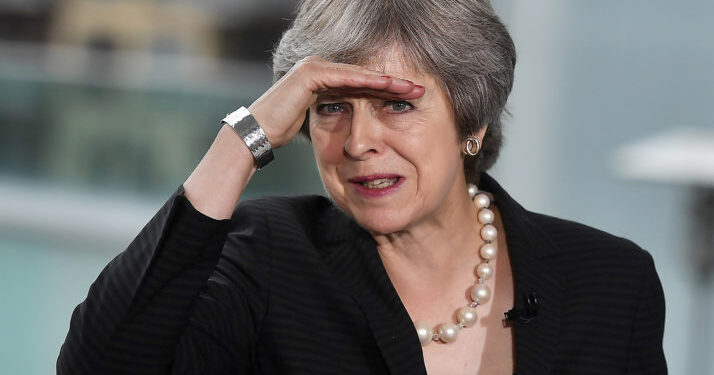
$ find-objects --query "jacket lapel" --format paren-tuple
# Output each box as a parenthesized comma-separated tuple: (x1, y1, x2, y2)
(316, 204, 428, 375)
(315, 172, 563, 375)
(481, 173, 563, 375)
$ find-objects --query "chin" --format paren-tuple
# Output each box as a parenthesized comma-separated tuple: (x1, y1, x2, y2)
(327, 190, 414, 235)
(351, 209, 410, 236)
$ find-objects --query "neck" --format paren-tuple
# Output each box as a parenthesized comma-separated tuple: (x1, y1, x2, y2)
(373, 185, 480, 276)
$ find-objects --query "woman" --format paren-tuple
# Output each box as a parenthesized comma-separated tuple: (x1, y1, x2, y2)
(58, 1, 666, 374)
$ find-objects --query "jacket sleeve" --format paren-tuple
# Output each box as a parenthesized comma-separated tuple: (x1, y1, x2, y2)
(626, 252, 668, 374)
(57, 185, 268, 374)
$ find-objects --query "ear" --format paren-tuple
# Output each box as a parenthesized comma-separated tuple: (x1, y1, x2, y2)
(477, 124, 488, 140)
(470, 124, 489, 144)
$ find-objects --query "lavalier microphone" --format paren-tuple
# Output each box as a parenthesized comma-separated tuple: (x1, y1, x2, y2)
(504, 292, 538, 324)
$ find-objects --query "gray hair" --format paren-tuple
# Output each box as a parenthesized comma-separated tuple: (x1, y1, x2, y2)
(272, 0, 516, 183)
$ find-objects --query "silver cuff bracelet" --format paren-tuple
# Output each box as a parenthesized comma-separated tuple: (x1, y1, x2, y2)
(221, 106, 274, 169)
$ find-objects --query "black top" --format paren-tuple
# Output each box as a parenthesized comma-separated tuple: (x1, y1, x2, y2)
(57, 173, 667, 374)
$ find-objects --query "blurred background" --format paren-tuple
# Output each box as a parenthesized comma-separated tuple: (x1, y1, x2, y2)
(0, 0, 712, 373)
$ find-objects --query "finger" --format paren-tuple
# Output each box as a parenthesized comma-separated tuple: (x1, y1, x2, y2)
(316, 72, 422, 99)
(305, 62, 410, 91)
(384, 80, 423, 96)
(335, 72, 423, 98)
(324, 61, 392, 78)
(313, 70, 393, 92)
(321, 84, 425, 101)
(294, 57, 421, 96)
(321, 62, 421, 94)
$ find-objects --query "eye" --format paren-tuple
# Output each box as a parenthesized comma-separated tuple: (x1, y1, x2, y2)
(385, 100, 414, 113)
(316, 103, 346, 115)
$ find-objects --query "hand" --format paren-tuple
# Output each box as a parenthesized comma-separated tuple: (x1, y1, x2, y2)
(248, 56, 425, 148)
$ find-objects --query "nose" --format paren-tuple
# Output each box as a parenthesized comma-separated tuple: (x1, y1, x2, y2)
(343, 106, 382, 160)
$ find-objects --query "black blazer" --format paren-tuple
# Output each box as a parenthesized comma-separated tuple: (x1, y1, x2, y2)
(57, 173, 667, 374)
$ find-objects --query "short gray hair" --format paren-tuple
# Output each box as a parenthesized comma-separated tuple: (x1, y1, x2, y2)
(272, 0, 516, 183)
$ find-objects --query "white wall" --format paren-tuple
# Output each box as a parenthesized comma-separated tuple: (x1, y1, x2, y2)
(492, 1, 714, 373)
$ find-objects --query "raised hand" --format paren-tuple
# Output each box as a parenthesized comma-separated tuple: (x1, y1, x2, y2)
(249, 56, 425, 148)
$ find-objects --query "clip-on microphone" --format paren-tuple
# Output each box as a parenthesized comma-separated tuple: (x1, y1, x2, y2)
(504, 292, 538, 324)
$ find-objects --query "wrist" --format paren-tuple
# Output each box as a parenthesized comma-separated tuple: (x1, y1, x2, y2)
(221, 106, 274, 169)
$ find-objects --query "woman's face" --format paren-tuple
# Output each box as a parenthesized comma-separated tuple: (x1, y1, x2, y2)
(309, 55, 473, 235)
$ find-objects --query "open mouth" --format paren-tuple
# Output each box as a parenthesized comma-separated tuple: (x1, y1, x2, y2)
(348, 174, 404, 196)
(358, 177, 400, 189)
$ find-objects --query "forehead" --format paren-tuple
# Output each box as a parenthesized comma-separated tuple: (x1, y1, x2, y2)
(359, 45, 432, 83)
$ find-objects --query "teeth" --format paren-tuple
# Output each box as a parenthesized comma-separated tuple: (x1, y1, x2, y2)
(361, 178, 398, 189)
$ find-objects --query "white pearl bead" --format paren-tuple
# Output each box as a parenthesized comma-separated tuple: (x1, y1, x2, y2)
(409, 187, 500, 346)
(467, 184, 479, 197)
(477, 208, 495, 224)
(470, 284, 491, 303)
(474, 193, 490, 209)
(437, 323, 459, 343)
(414, 321, 433, 346)
(480, 224, 498, 242)
(476, 262, 494, 279)
(480, 243, 498, 260)
(457, 306, 478, 327)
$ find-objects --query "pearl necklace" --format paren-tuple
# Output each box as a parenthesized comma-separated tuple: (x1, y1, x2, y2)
(413, 184, 498, 345)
